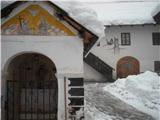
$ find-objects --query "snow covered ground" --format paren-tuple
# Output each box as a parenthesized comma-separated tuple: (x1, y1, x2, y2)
(104, 71, 160, 120)
(85, 71, 160, 120)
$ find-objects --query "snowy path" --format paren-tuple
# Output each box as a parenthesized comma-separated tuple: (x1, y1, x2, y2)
(85, 83, 155, 120)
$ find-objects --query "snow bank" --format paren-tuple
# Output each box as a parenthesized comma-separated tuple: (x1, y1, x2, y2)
(85, 101, 115, 120)
(85, 83, 118, 120)
(104, 71, 160, 120)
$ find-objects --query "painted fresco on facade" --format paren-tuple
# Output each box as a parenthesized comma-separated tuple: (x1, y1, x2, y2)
(1, 5, 75, 36)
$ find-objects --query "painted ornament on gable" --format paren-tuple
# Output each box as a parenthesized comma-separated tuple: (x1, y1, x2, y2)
(1, 5, 75, 36)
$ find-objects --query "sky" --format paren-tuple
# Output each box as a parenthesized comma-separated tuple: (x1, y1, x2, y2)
(55, 0, 160, 2)
(1, 0, 159, 2)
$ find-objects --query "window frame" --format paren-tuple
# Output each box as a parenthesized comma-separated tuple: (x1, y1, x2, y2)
(152, 32, 160, 45)
(121, 32, 131, 46)
(154, 61, 160, 73)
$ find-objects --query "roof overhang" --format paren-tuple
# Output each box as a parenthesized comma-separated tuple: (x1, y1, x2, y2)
(104, 23, 158, 28)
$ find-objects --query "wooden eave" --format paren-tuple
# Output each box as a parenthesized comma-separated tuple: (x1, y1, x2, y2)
(1, 1, 27, 18)
(105, 23, 158, 27)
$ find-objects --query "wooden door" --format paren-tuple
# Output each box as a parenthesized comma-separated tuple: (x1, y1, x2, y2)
(117, 56, 140, 78)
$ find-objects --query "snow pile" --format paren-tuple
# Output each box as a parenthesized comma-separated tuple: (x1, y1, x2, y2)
(85, 102, 117, 120)
(54, 1, 104, 36)
(85, 83, 118, 120)
(104, 71, 160, 120)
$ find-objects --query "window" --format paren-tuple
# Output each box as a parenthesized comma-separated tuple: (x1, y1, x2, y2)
(154, 61, 160, 73)
(121, 33, 131, 45)
(152, 32, 160, 45)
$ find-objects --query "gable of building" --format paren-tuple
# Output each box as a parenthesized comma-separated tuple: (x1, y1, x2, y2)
(1, 1, 115, 81)
(1, 4, 75, 36)
(1, 1, 99, 55)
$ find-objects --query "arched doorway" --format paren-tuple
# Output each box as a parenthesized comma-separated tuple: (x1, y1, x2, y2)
(117, 56, 140, 78)
(6, 53, 58, 120)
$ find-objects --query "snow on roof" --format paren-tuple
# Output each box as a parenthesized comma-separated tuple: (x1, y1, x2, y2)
(152, 3, 160, 16)
(53, 1, 160, 35)
(53, 1, 104, 36)
(84, 1, 160, 26)
(1, 1, 16, 9)
(1, 1, 104, 36)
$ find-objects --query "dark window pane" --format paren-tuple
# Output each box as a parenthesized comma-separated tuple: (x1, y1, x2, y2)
(153, 33, 160, 45)
(155, 61, 160, 73)
(68, 88, 84, 96)
(68, 98, 84, 106)
(68, 78, 83, 86)
(121, 33, 131, 45)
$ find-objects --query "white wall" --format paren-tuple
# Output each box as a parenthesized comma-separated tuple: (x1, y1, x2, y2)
(1, 35, 83, 120)
(57, 77, 65, 120)
(1, 2, 84, 120)
(1, 36, 83, 77)
(90, 25, 160, 79)
(83, 62, 106, 82)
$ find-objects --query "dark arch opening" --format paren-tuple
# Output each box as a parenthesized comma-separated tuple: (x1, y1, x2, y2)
(6, 53, 58, 120)
(7, 53, 57, 81)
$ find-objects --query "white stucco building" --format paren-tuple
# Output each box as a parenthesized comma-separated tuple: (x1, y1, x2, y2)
(83, 1, 160, 81)
(90, 24, 160, 79)
(1, 1, 160, 120)
(1, 1, 97, 120)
